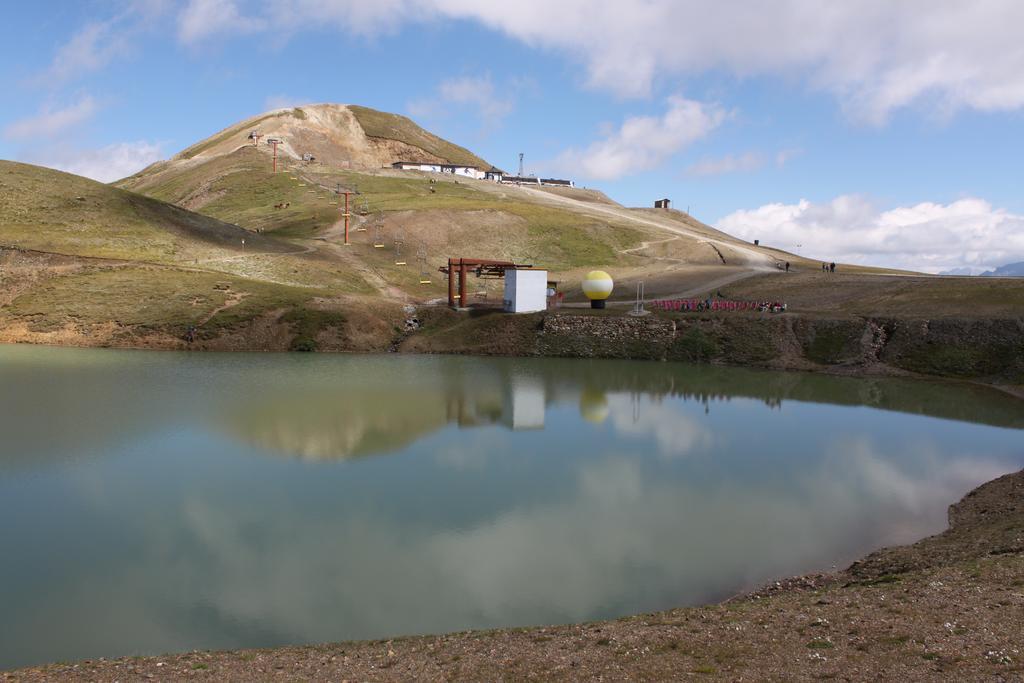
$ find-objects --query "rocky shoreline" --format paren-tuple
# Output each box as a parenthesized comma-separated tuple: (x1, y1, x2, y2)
(5, 470, 1023, 682)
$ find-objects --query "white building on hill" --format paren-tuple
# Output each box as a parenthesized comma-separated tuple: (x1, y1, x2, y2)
(391, 161, 485, 179)
(392, 161, 442, 173)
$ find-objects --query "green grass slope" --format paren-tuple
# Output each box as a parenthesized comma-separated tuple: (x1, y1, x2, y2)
(0, 160, 388, 350)
(113, 146, 652, 275)
(0, 160, 288, 263)
(117, 147, 347, 238)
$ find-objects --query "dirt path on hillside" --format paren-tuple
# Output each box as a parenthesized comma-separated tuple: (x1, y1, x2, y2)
(477, 182, 777, 268)
(196, 290, 248, 327)
(192, 244, 317, 265)
(183, 241, 329, 288)
(561, 267, 765, 308)
(293, 171, 777, 301)
(660, 268, 768, 299)
(619, 235, 685, 261)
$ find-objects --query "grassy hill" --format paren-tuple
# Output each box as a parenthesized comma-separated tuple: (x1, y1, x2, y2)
(0, 160, 287, 263)
(5, 104, 1023, 360)
(113, 103, 788, 290)
(116, 145, 649, 269)
(0, 160, 395, 350)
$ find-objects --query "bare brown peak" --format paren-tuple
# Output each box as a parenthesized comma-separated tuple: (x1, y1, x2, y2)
(170, 104, 353, 161)
(167, 103, 490, 170)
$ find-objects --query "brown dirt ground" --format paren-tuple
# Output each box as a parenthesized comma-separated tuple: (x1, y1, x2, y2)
(5, 471, 1023, 682)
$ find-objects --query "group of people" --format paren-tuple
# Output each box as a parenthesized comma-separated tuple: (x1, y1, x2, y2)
(822, 262, 837, 273)
(651, 299, 787, 313)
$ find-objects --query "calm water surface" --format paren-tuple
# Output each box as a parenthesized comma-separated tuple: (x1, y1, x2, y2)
(1, 345, 1022, 669)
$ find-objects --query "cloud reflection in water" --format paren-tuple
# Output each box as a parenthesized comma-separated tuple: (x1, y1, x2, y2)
(1, 347, 1021, 669)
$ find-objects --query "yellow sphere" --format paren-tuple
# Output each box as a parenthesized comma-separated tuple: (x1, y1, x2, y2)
(579, 390, 610, 424)
(582, 270, 614, 300)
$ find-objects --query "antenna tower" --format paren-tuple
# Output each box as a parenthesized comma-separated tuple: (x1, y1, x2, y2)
(518, 152, 524, 176)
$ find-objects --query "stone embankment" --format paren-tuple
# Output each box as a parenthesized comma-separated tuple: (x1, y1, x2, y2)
(407, 310, 1024, 387)
(544, 313, 1024, 385)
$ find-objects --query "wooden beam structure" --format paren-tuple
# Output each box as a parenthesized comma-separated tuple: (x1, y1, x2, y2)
(439, 258, 533, 308)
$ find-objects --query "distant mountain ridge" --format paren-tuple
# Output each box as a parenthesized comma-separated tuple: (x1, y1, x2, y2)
(940, 261, 1024, 277)
(981, 261, 1024, 277)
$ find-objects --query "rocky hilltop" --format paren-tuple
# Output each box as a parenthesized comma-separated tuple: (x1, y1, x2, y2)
(120, 104, 491, 193)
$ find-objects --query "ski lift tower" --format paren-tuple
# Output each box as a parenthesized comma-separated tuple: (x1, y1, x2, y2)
(335, 182, 356, 246)
(267, 138, 282, 173)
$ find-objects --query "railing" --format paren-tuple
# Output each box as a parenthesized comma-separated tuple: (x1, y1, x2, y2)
(651, 299, 788, 313)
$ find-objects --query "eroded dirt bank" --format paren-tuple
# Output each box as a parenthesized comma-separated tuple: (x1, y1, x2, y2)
(6, 471, 1023, 681)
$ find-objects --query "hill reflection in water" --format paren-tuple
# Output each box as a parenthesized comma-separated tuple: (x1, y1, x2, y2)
(213, 353, 1024, 461)
(1, 345, 1023, 670)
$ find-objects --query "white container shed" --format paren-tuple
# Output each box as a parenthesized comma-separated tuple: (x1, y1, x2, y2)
(504, 268, 548, 313)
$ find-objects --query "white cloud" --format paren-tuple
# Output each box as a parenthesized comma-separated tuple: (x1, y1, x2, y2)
(24, 141, 165, 183)
(717, 195, 1024, 273)
(4, 94, 164, 182)
(687, 148, 802, 177)
(173, 2, 1024, 122)
(43, 21, 129, 83)
(440, 1, 1024, 123)
(407, 74, 515, 133)
(178, 0, 265, 45)
(37, 2, 170, 84)
(3, 96, 99, 141)
(604, 393, 712, 459)
(687, 152, 764, 177)
(554, 96, 725, 180)
(437, 75, 514, 122)
(775, 148, 802, 166)
(264, 0, 428, 39)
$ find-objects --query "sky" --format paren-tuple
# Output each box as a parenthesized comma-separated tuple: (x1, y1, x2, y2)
(2, 0, 1023, 273)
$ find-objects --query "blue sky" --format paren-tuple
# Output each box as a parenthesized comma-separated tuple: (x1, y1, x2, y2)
(2, 1, 1023, 272)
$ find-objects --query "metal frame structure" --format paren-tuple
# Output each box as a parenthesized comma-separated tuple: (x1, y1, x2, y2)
(439, 258, 533, 308)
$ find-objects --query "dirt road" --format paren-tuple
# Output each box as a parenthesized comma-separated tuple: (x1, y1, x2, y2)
(486, 182, 778, 268)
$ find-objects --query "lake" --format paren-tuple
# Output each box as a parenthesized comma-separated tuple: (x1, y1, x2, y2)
(1, 344, 1022, 670)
